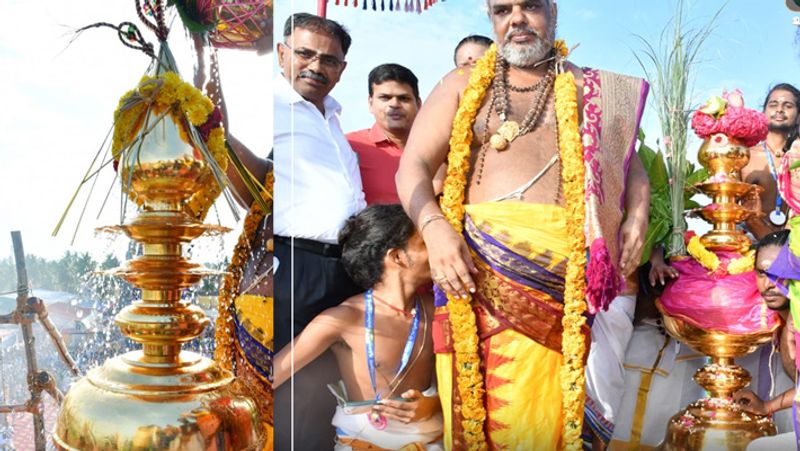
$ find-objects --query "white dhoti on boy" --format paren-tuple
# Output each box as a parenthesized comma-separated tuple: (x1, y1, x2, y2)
(332, 407, 444, 450)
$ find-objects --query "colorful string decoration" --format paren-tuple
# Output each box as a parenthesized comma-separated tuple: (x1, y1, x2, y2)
(199, 0, 272, 51)
(136, 0, 170, 41)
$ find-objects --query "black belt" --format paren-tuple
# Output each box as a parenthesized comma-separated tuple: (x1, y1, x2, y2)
(274, 235, 343, 258)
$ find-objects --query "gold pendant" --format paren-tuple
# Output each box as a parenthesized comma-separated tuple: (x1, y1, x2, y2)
(497, 120, 520, 142)
(490, 134, 508, 151)
(490, 121, 519, 151)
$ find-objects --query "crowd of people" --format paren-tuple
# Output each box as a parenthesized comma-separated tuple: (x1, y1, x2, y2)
(226, 1, 800, 449)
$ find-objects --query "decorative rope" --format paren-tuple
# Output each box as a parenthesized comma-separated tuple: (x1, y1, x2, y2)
(135, 0, 169, 42)
(332, 0, 438, 12)
(71, 22, 155, 59)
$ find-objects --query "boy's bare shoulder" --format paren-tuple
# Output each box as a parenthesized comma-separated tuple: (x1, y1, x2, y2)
(319, 293, 365, 323)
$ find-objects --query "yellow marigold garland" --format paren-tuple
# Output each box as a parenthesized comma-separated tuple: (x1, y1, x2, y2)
(686, 235, 754, 274)
(441, 40, 587, 450)
(441, 43, 496, 451)
(553, 68, 588, 450)
(215, 170, 274, 370)
(111, 71, 227, 220)
(727, 249, 755, 274)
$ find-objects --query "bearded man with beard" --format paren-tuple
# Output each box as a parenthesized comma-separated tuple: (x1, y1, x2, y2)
(743, 84, 800, 239)
(396, 0, 650, 448)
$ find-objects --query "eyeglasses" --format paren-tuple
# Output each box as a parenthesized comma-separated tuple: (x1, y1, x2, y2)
(282, 43, 345, 70)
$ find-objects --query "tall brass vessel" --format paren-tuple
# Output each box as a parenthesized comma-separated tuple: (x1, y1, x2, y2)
(659, 133, 777, 450)
(53, 51, 262, 449)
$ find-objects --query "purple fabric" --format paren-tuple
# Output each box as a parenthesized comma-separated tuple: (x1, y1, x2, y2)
(433, 285, 448, 308)
(465, 215, 562, 284)
(793, 400, 800, 450)
(659, 253, 780, 334)
(434, 214, 568, 308)
(765, 244, 800, 297)
(463, 215, 565, 301)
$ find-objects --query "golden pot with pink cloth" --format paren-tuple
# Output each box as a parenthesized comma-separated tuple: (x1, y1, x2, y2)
(657, 92, 779, 450)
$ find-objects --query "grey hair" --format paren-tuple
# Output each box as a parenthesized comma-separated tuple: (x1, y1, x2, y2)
(484, 0, 555, 19)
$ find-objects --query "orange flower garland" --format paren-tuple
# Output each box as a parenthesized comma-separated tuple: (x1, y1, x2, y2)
(441, 40, 587, 450)
(553, 68, 588, 450)
(111, 71, 227, 220)
(441, 44, 496, 451)
(686, 235, 754, 275)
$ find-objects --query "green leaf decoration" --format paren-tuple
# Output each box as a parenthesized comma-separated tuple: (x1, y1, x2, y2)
(636, 127, 707, 266)
(685, 167, 708, 188)
(640, 217, 671, 265)
(685, 199, 702, 210)
(648, 150, 670, 191)
(638, 139, 658, 171)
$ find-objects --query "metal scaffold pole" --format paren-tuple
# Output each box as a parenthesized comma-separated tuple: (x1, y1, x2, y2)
(11, 231, 45, 451)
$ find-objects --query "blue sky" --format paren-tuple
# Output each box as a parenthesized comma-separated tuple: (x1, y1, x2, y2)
(1, 0, 799, 260)
(276, 0, 800, 140)
(275, 0, 800, 237)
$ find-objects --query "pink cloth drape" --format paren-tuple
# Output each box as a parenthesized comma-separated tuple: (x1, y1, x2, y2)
(659, 253, 779, 334)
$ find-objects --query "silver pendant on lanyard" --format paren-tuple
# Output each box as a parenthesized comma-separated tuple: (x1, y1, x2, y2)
(765, 143, 787, 226)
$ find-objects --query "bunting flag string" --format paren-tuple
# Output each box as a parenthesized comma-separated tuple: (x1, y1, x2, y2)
(328, 0, 441, 13)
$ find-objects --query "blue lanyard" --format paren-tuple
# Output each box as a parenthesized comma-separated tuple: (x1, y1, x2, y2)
(364, 288, 420, 400)
(764, 142, 784, 212)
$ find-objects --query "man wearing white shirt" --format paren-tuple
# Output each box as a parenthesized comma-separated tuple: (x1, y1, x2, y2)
(272, 13, 366, 451)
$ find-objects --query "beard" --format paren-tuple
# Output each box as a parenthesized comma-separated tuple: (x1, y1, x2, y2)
(768, 121, 796, 134)
(499, 23, 556, 68)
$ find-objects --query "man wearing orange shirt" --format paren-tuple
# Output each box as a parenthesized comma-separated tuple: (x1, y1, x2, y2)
(347, 63, 421, 205)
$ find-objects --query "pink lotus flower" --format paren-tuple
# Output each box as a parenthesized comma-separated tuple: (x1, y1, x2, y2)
(723, 89, 745, 107)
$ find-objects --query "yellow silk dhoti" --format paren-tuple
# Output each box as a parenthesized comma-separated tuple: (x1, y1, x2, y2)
(436, 202, 583, 451)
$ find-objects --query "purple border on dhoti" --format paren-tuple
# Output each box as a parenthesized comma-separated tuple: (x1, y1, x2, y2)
(463, 214, 565, 302)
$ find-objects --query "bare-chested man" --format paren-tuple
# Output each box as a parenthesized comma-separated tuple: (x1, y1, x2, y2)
(395, 0, 650, 448)
(743, 84, 800, 239)
(273, 205, 442, 450)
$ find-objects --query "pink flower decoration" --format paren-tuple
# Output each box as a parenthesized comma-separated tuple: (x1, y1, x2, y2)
(691, 99, 768, 147)
(691, 110, 721, 138)
(718, 106, 768, 147)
